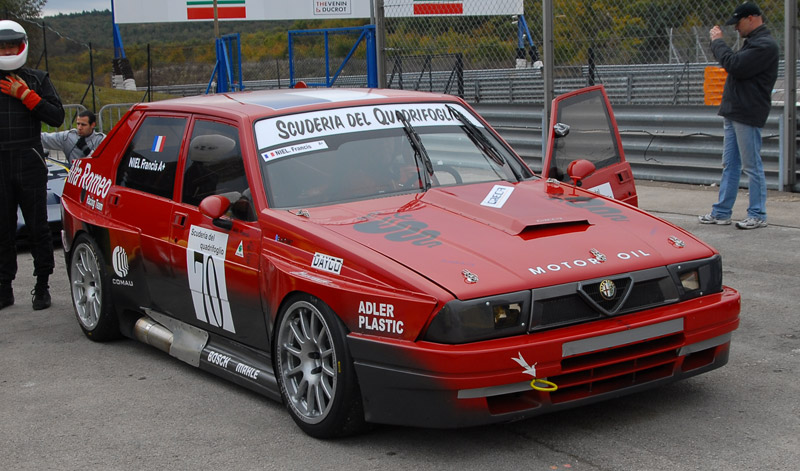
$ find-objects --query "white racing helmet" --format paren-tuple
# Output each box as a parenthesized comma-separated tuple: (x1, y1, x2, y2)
(0, 20, 28, 71)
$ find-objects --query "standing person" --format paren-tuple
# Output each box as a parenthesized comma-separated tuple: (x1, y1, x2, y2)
(698, 2, 778, 230)
(0, 20, 65, 310)
(41, 109, 105, 163)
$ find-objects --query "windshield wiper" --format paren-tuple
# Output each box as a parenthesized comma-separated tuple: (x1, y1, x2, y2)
(395, 110, 433, 190)
(446, 104, 508, 168)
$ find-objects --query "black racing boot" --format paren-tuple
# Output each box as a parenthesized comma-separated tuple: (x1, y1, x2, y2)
(32, 276, 51, 311)
(0, 282, 13, 310)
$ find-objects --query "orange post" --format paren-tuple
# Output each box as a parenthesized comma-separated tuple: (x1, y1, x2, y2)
(704, 66, 727, 106)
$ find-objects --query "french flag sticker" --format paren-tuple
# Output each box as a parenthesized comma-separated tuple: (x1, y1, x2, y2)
(152, 136, 166, 152)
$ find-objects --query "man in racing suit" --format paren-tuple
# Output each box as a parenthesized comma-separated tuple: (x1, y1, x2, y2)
(41, 109, 105, 163)
(0, 20, 65, 310)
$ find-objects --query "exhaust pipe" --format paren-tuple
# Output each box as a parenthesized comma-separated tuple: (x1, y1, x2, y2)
(134, 317, 173, 354)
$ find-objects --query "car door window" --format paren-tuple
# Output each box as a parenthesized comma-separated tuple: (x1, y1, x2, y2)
(116, 116, 187, 199)
(181, 120, 253, 220)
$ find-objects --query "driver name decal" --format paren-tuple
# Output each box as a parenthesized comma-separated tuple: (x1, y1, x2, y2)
(186, 225, 235, 333)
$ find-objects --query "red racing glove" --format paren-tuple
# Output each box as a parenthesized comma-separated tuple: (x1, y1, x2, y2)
(0, 74, 42, 110)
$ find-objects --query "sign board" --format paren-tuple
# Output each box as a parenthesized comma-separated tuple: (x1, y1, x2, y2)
(112, 0, 523, 24)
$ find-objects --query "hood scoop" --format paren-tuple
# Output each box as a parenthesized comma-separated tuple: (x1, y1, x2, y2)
(422, 185, 591, 236)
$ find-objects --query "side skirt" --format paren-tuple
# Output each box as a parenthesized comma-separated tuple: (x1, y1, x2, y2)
(136, 308, 281, 402)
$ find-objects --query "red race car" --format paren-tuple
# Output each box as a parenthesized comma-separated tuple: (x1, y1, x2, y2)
(61, 86, 739, 438)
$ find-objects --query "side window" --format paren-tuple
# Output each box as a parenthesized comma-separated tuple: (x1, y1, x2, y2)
(116, 116, 187, 199)
(182, 120, 253, 220)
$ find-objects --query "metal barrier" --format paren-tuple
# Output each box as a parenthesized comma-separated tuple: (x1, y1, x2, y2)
(97, 103, 136, 134)
(66, 99, 799, 193)
(475, 103, 799, 192)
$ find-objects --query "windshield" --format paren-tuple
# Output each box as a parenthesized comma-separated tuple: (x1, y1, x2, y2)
(254, 102, 531, 208)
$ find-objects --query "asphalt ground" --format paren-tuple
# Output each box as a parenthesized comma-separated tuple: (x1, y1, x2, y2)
(1, 181, 799, 470)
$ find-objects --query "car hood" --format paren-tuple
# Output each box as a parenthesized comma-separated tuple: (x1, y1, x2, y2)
(307, 180, 715, 299)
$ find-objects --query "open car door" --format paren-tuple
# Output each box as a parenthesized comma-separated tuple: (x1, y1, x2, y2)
(542, 85, 637, 206)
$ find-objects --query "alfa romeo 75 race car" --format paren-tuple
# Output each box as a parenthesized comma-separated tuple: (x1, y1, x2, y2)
(61, 86, 740, 438)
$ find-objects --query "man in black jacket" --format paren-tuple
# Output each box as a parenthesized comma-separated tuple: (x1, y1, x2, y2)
(699, 2, 778, 230)
(0, 20, 65, 310)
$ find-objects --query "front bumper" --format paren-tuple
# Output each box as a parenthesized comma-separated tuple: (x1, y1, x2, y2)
(348, 287, 739, 428)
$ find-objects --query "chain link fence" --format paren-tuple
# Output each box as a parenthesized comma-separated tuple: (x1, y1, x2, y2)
(12, 1, 798, 107)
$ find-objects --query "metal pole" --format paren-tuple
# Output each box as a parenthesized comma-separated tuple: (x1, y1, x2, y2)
(89, 42, 96, 111)
(782, 0, 797, 191)
(213, 0, 220, 38)
(542, 0, 554, 156)
(374, 0, 387, 88)
(41, 21, 48, 72)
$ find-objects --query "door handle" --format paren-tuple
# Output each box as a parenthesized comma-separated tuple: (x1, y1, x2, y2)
(172, 212, 187, 227)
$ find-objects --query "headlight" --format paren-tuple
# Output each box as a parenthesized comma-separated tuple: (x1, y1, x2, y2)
(668, 254, 723, 301)
(424, 291, 531, 344)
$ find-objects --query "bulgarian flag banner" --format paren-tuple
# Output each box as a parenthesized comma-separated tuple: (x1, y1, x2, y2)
(413, 1, 463, 15)
(187, 0, 247, 20)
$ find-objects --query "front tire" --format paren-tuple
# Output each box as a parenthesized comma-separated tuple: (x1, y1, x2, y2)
(274, 294, 365, 438)
(69, 234, 120, 341)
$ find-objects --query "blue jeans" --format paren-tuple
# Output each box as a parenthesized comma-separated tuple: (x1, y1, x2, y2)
(711, 118, 767, 221)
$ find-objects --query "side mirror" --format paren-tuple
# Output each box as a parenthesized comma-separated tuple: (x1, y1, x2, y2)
(553, 122, 570, 138)
(566, 159, 596, 193)
(198, 195, 233, 230)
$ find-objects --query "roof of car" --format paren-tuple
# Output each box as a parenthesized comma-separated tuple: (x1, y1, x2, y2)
(136, 88, 459, 119)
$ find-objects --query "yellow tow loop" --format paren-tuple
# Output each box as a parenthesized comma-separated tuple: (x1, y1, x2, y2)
(530, 378, 558, 392)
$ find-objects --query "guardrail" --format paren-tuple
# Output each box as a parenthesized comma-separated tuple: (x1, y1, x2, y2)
(475, 103, 799, 192)
(142, 61, 799, 106)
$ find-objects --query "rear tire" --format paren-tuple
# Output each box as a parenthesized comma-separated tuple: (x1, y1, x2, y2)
(274, 294, 365, 438)
(69, 234, 120, 341)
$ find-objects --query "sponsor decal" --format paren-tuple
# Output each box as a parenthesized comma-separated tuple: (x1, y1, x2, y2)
(187, 225, 235, 333)
(206, 349, 262, 380)
(66, 160, 112, 200)
(255, 103, 477, 149)
(289, 271, 333, 285)
(480, 184, 514, 208)
(314, 0, 350, 15)
(551, 195, 629, 222)
(235, 241, 244, 257)
(151, 135, 166, 152)
(112, 279, 134, 287)
(187, 0, 246, 20)
(527, 249, 651, 276)
(112, 246, 129, 277)
(261, 140, 328, 162)
(311, 252, 343, 275)
(85, 194, 104, 211)
(357, 300, 404, 334)
(353, 212, 442, 248)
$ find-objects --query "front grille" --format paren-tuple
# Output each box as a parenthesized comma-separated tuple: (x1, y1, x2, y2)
(549, 332, 684, 404)
(530, 267, 679, 332)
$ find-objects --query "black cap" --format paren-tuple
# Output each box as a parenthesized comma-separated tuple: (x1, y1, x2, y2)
(725, 2, 762, 25)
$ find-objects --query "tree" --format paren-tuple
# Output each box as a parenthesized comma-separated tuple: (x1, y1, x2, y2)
(0, 0, 45, 19)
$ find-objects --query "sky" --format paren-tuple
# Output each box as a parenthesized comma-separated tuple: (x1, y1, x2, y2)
(41, 0, 112, 17)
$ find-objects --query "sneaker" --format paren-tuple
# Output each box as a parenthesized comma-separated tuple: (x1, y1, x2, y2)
(31, 285, 51, 310)
(735, 217, 768, 230)
(698, 213, 731, 225)
(0, 284, 13, 310)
